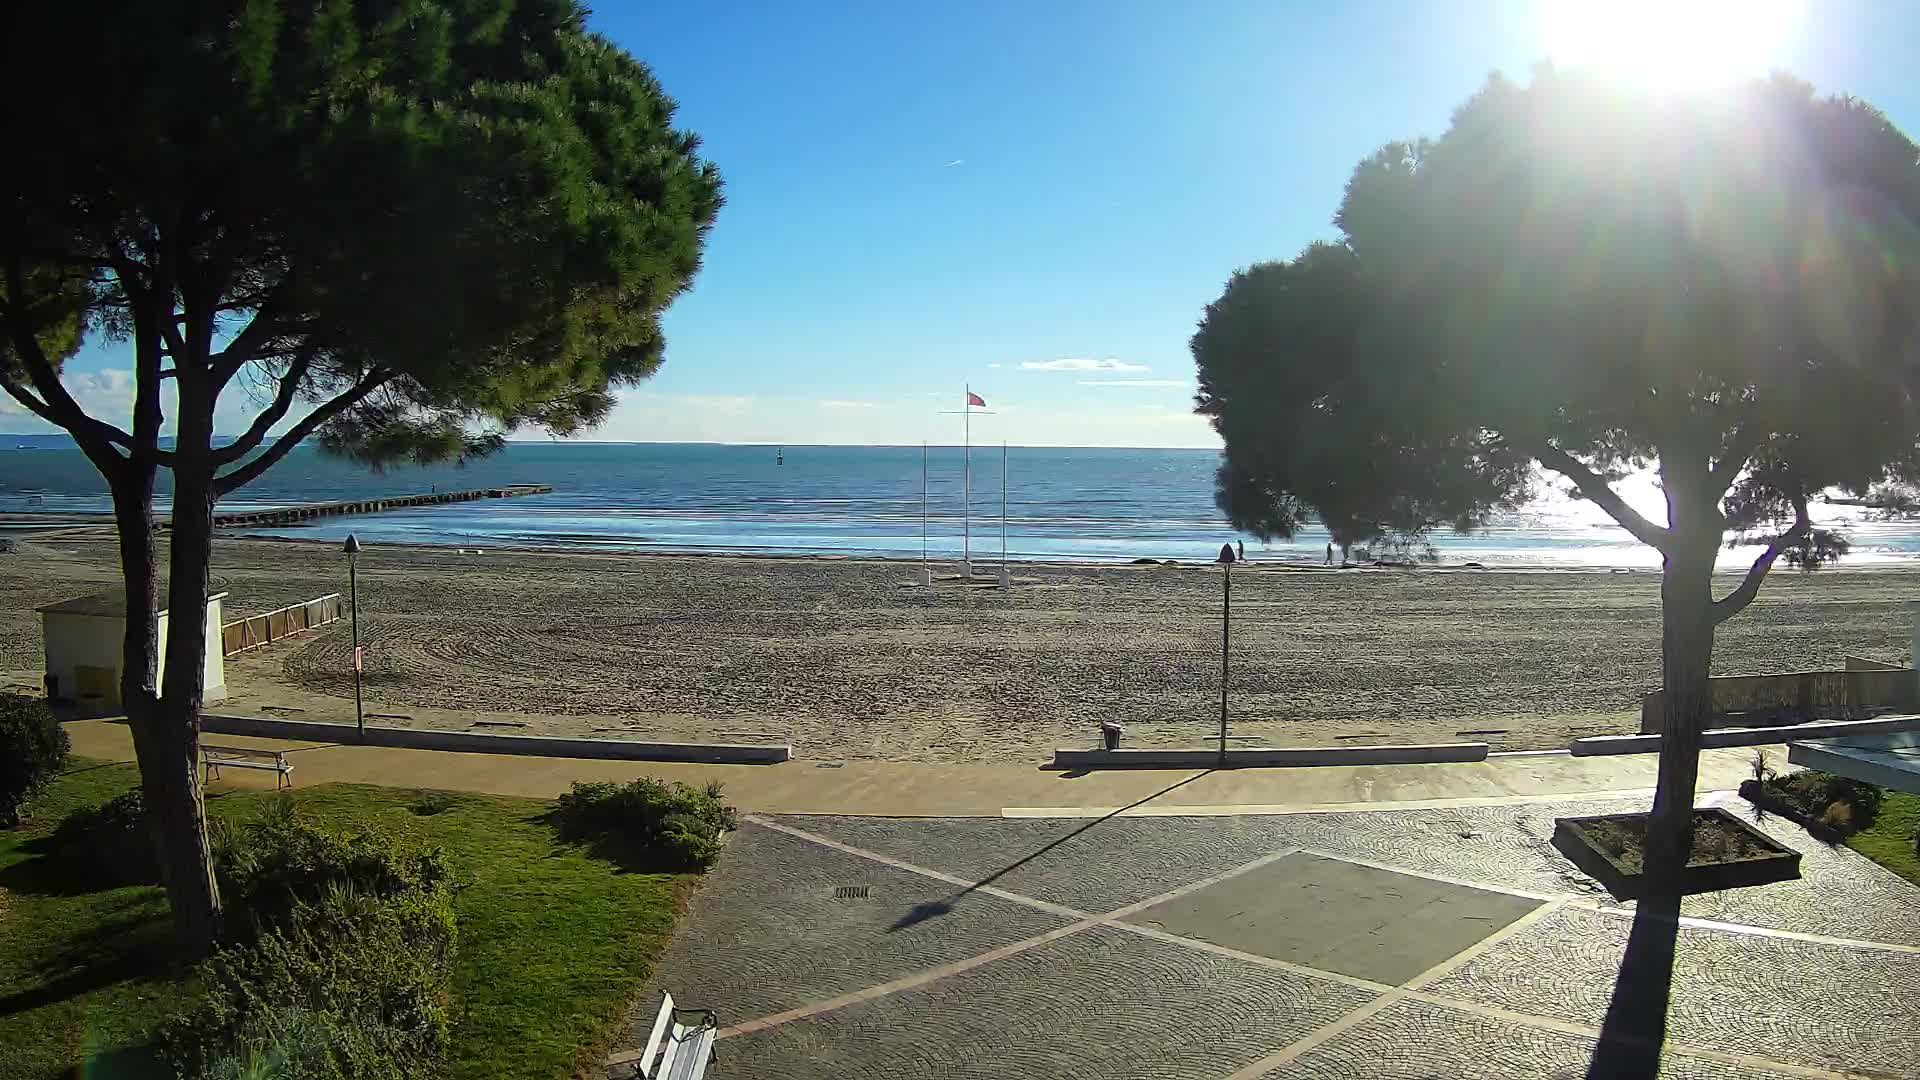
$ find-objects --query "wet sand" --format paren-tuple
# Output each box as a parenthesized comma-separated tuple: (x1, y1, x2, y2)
(1, 532, 1911, 762)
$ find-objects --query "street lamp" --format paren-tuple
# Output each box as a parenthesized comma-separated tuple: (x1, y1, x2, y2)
(345, 533, 364, 741)
(1216, 542, 1236, 764)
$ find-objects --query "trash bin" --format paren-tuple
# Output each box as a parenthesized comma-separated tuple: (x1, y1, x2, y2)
(1100, 721, 1123, 751)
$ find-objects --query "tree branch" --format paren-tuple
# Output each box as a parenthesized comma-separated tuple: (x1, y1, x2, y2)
(213, 350, 313, 465)
(1529, 440, 1673, 551)
(3, 259, 138, 459)
(208, 296, 286, 388)
(213, 367, 391, 495)
(1713, 492, 1810, 624)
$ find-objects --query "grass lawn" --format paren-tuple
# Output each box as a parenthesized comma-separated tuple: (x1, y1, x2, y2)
(0, 760, 692, 1080)
(1848, 789, 1920, 886)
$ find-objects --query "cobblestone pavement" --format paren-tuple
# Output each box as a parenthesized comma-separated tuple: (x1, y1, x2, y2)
(620, 796, 1920, 1080)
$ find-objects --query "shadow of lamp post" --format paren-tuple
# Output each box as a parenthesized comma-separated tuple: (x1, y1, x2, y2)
(1217, 542, 1236, 764)
(345, 533, 363, 741)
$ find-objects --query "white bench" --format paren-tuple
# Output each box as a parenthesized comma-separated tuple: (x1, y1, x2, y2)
(201, 744, 294, 791)
(630, 992, 716, 1080)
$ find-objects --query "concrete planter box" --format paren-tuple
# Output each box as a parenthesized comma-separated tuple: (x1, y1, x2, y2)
(1551, 807, 1801, 900)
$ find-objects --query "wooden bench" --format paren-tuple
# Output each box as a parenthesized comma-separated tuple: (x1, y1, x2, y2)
(201, 744, 294, 791)
(629, 992, 716, 1080)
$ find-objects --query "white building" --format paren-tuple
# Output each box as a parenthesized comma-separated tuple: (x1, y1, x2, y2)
(37, 591, 228, 711)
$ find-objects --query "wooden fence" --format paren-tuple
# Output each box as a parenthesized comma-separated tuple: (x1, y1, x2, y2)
(1639, 667, 1919, 733)
(221, 594, 343, 657)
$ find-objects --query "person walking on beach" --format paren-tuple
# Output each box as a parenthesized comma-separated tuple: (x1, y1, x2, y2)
(1237, 540, 1245, 562)
(1325, 542, 1334, 566)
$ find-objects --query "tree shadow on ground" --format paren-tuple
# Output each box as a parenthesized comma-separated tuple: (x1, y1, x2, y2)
(0, 907, 175, 1018)
(1584, 890, 1682, 1080)
(890, 771, 1213, 931)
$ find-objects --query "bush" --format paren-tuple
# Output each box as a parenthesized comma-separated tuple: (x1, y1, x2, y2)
(1762, 769, 1886, 835)
(553, 778, 737, 871)
(166, 800, 460, 1080)
(47, 789, 159, 886)
(0, 693, 69, 826)
(212, 798, 457, 941)
(164, 887, 456, 1080)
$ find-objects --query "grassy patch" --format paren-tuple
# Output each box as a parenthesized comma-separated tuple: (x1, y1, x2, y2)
(1847, 790, 1920, 886)
(0, 760, 692, 1080)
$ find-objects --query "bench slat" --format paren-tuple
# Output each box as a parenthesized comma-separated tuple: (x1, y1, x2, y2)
(639, 993, 675, 1075)
(664, 1025, 715, 1080)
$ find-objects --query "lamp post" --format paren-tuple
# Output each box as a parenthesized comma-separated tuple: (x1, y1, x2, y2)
(1216, 542, 1236, 764)
(345, 533, 364, 741)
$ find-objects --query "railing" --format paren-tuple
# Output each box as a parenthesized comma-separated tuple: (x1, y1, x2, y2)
(221, 593, 343, 657)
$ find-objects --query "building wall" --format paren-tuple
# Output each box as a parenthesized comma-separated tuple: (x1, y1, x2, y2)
(42, 600, 227, 708)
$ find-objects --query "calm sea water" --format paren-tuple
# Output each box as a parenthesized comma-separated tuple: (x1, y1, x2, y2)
(1, 441, 1915, 568)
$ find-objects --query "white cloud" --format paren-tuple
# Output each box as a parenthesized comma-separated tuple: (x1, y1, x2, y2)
(1078, 379, 1189, 387)
(944, 159, 964, 167)
(1021, 358, 1149, 373)
(986, 363, 1002, 369)
(819, 399, 878, 409)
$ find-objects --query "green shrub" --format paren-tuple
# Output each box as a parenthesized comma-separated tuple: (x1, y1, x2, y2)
(1764, 769, 1886, 834)
(164, 887, 456, 1080)
(167, 800, 461, 1080)
(212, 799, 456, 941)
(553, 777, 737, 871)
(0, 693, 69, 826)
(47, 789, 159, 886)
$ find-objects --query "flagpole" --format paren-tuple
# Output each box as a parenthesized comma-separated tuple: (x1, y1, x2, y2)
(920, 441, 931, 587)
(999, 441, 1010, 588)
(963, 384, 972, 579)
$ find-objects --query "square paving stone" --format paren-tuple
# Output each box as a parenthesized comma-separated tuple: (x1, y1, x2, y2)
(711, 924, 1378, 1080)
(629, 822, 1075, 1031)
(1122, 851, 1544, 985)
(1423, 904, 1920, 1077)
(1263, 998, 1824, 1080)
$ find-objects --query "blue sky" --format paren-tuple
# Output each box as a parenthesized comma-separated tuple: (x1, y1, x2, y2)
(11, 0, 1917, 447)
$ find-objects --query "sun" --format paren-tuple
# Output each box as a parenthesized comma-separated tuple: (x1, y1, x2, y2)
(1539, 0, 1801, 91)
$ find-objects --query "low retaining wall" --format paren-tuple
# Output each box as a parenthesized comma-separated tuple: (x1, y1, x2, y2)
(201, 713, 790, 764)
(1050, 742, 1489, 769)
(1572, 713, 1920, 757)
(1639, 668, 1916, 734)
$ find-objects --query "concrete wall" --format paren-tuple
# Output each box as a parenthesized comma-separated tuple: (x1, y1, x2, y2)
(42, 600, 226, 708)
(201, 713, 790, 764)
(41, 612, 130, 706)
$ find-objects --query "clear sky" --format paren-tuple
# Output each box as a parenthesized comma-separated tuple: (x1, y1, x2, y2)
(11, 0, 1918, 447)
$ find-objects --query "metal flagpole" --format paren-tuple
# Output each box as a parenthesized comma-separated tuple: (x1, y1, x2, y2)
(920, 441, 931, 586)
(963, 385, 972, 579)
(999, 442, 1010, 588)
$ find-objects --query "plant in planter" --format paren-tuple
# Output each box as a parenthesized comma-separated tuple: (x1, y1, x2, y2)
(1740, 763, 1885, 840)
(1552, 807, 1802, 900)
(1, 694, 69, 827)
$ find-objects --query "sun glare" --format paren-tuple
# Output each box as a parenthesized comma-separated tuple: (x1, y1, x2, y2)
(1540, 0, 1801, 91)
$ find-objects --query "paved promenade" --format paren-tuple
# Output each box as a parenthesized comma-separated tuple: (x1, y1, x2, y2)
(624, 797, 1920, 1079)
(66, 718, 1773, 816)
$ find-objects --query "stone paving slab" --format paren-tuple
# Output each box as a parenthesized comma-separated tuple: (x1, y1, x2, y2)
(1124, 852, 1544, 984)
(710, 924, 1378, 1080)
(1424, 904, 1920, 1077)
(1261, 998, 1826, 1080)
(1655, 807, 1920, 946)
(782, 797, 1920, 946)
(629, 822, 1074, 1030)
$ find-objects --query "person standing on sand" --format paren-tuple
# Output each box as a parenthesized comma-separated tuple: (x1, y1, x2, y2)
(1325, 542, 1334, 565)
(1237, 540, 1245, 562)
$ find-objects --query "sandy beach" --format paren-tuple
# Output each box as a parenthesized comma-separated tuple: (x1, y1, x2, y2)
(1, 531, 1911, 762)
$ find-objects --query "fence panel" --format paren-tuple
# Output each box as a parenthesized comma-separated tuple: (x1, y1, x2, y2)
(220, 593, 344, 657)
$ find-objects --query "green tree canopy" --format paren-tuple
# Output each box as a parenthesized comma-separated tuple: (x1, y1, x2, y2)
(1194, 65, 1920, 875)
(0, 0, 721, 949)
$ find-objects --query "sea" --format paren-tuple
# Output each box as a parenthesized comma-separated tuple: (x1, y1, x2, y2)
(2, 441, 1916, 570)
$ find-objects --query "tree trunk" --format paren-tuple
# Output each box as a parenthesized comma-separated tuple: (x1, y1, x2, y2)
(152, 403, 224, 953)
(1646, 531, 1717, 889)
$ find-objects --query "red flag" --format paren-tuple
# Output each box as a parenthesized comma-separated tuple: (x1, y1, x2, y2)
(967, 391, 986, 407)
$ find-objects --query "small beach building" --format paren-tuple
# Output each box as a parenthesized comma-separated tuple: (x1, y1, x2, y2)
(37, 591, 228, 710)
